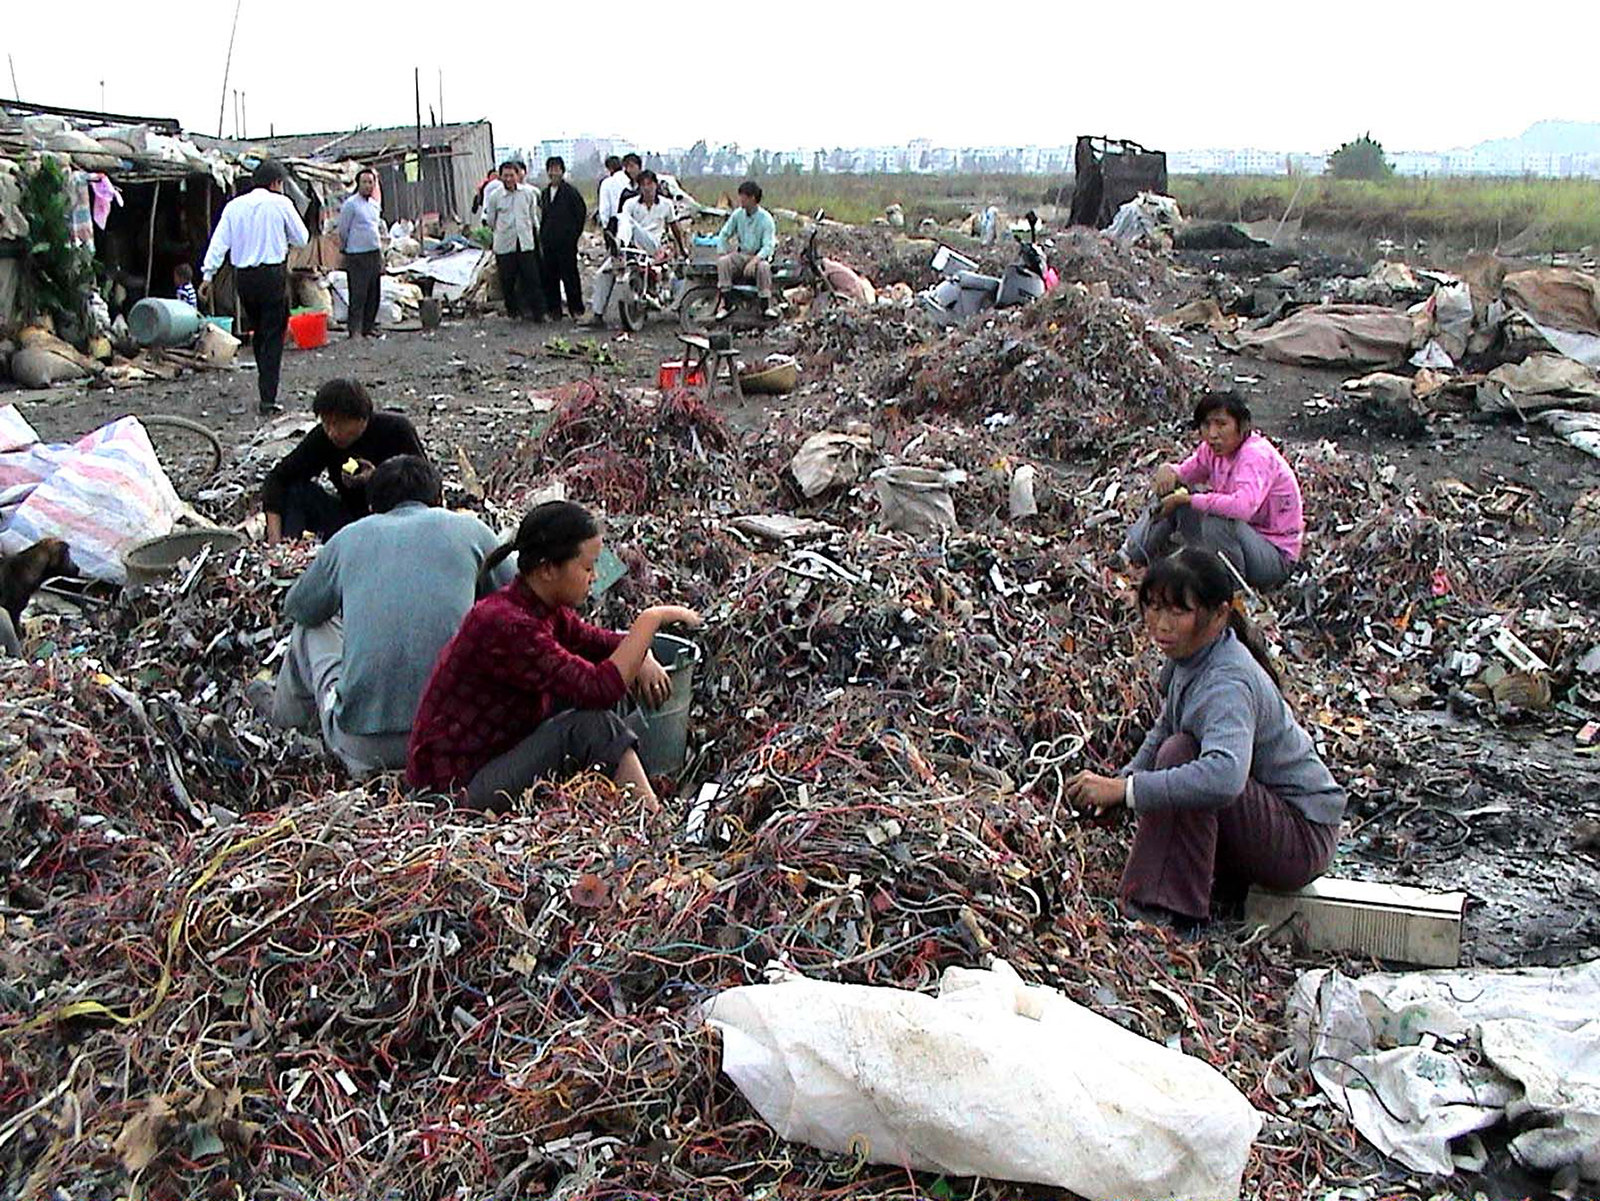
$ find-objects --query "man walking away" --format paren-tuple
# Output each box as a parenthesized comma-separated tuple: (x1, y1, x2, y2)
(484, 160, 546, 322)
(202, 159, 309, 414)
(337, 167, 385, 338)
(540, 157, 587, 319)
(715, 180, 777, 321)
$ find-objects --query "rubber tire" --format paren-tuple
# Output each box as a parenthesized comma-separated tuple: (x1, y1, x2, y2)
(679, 285, 720, 333)
(141, 414, 223, 497)
(618, 272, 646, 332)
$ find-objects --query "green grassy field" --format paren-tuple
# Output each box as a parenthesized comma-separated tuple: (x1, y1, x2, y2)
(1172, 175, 1600, 252)
(681, 172, 1600, 251)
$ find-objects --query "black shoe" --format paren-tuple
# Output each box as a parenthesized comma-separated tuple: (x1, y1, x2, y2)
(258, 402, 285, 416)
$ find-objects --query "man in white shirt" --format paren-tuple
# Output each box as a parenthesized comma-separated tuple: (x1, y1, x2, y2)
(483, 160, 547, 322)
(202, 160, 310, 414)
(586, 170, 681, 328)
(336, 166, 385, 339)
(595, 156, 630, 231)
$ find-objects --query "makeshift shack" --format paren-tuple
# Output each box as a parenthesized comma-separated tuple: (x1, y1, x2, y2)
(197, 121, 495, 232)
(0, 99, 243, 328)
(1068, 136, 1168, 230)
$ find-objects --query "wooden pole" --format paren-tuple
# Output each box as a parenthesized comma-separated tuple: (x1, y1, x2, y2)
(146, 181, 161, 297)
(216, 0, 242, 137)
(7, 54, 18, 100)
(414, 67, 424, 234)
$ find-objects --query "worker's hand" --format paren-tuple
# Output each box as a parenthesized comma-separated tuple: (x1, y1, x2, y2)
(199, 280, 214, 306)
(346, 458, 376, 487)
(1158, 488, 1190, 518)
(636, 653, 671, 710)
(1066, 770, 1125, 813)
(1152, 464, 1179, 496)
(646, 604, 702, 630)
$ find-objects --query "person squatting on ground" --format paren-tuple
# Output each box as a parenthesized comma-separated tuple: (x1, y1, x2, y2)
(484, 160, 547, 322)
(715, 180, 777, 320)
(337, 167, 385, 338)
(270, 456, 512, 776)
(1123, 390, 1304, 589)
(201, 159, 309, 414)
(539, 157, 588, 319)
(1066, 547, 1345, 929)
(407, 501, 700, 812)
(587, 170, 683, 328)
(261, 378, 426, 543)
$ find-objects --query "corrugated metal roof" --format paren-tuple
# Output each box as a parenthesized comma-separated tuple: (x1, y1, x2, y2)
(194, 122, 491, 161)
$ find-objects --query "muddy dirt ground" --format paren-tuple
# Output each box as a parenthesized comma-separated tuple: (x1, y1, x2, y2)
(6, 246, 1600, 978)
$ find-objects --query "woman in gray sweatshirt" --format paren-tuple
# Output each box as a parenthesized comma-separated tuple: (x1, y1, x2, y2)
(1067, 547, 1345, 926)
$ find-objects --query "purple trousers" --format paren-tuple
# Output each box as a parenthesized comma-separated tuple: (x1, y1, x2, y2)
(1120, 734, 1338, 921)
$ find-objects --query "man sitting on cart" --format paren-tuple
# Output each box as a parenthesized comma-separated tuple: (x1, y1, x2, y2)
(715, 180, 777, 321)
(586, 171, 684, 328)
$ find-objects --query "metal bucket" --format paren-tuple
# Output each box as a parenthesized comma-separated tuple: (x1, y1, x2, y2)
(625, 632, 701, 777)
(122, 529, 245, 591)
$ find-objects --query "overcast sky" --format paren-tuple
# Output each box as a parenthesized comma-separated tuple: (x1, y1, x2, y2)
(7, 1, 1597, 155)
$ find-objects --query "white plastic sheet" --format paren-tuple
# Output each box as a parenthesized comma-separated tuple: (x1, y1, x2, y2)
(705, 961, 1262, 1201)
(0, 412, 184, 583)
(1290, 961, 1600, 1180)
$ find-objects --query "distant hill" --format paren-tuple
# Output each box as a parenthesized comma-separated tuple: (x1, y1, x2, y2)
(1466, 120, 1600, 156)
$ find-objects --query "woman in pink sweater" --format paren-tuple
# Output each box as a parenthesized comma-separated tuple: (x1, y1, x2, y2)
(1123, 391, 1303, 588)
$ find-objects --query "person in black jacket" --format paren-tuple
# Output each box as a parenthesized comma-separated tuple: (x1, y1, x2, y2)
(539, 157, 588, 319)
(262, 378, 427, 543)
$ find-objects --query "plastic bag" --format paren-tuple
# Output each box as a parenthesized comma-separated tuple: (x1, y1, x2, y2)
(789, 431, 872, 499)
(0, 415, 184, 583)
(705, 961, 1261, 1201)
(872, 465, 960, 534)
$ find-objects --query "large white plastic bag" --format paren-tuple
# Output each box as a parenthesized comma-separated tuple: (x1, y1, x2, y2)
(0, 415, 184, 583)
(704, 960, 1261, 1201)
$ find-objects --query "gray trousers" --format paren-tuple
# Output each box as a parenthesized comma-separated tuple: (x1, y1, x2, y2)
(271, 619, 410, 777)
(0, 609, 19, 658)
(716, 252, 772, 298)
(1124, 505, 1291, 589)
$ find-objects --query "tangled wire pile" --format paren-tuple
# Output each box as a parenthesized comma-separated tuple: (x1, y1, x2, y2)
(4, 768, 1351, 1201)
(867, 287, 1202, 461)
(484, 380, 745, 516)
(1, 542, 336, 901)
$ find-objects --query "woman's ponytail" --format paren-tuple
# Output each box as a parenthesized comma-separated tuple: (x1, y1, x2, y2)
(1227, 605, 1283, 692)
(476, 540, 517, 590)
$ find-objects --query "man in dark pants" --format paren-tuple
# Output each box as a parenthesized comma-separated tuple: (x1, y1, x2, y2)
(261, 377, 427, 543)
(539, 156, 587, 319)
(337, 166, 384, 337)
(483, 159, 545, 322)
(201, 160, 309, 414)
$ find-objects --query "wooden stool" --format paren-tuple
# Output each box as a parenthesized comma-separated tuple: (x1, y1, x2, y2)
(677, 334, 743, 401)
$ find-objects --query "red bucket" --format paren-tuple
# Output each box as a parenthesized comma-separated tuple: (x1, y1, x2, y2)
(657, 359, 705, 390)
(288, 310, 329, 349)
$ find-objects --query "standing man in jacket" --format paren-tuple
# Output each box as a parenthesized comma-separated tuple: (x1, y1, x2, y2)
(539, 157, 587, 320)
(337, 167, 384, 339)
(484, 160, 546, 322)
(201, 159, 309, 414)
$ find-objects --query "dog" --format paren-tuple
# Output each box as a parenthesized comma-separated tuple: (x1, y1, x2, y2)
(0, 537, 80, 635)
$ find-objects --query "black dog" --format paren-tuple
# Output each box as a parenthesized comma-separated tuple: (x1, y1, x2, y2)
(0, 537, 80, 632)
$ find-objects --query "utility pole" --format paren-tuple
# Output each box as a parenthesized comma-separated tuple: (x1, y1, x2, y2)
(438, 68, 444, 128)
(99, 80, 105, 110)
(217, 0, 242, 137)
(7, 54, 18, 101)
(241, 91, 247, 139)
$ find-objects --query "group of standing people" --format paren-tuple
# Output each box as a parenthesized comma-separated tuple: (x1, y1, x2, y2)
(479, 157, 590, 323)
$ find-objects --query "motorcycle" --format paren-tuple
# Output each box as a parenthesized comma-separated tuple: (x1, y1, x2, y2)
(677, 222, 828, 333)
(919, 210, 1050, 326)
(603, 221, 683, 333)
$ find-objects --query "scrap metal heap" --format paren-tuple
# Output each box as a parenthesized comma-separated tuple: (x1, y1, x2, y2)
(4, 236, 1600, 1200)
